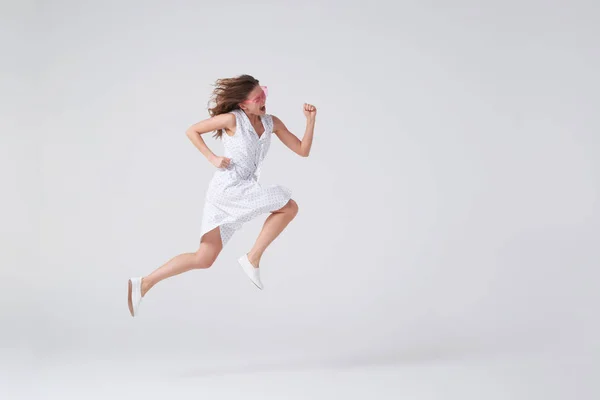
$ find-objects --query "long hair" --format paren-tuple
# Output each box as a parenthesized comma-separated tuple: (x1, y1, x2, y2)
(207, 74, 260, 139)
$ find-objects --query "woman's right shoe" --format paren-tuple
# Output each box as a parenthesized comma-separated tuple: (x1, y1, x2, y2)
(237, 254, 263, 290)
(128, 277, 144, 317)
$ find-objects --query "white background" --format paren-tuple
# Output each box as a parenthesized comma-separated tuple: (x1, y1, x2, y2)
(2, 0, 599, 398)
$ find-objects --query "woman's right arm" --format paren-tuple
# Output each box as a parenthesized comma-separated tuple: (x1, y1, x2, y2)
(185, 113, 236, 166)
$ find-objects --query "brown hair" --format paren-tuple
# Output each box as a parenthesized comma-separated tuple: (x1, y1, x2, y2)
(207, 74, 260, 139)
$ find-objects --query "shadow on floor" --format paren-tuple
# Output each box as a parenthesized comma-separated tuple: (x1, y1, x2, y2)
(175, 338, 542, 379)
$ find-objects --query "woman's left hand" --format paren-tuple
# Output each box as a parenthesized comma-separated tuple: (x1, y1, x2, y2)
(303, 103, 317, 119)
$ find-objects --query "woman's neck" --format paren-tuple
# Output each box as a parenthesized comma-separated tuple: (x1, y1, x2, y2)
(244, 110, 261, 123)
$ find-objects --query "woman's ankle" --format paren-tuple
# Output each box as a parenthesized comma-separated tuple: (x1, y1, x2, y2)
(141, 277, 152, 297)
(246, 251, 262, 268)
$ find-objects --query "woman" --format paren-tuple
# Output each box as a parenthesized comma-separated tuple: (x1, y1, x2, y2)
(127, 74, 317, 317)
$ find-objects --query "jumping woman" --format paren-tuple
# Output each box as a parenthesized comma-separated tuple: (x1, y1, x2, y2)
(127, 74, 317, 317)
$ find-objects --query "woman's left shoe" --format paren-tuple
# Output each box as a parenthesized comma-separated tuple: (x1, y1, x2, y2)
(127, 277, 144, 317)
(237, 254, 263, 290)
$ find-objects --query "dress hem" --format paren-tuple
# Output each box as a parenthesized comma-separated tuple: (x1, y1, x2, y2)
(200, 187, 292, 248)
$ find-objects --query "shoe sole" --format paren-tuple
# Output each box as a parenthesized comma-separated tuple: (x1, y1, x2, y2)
(127, 279, 134, 316)
(238, 257, 263, 290)
(249, 278, 263, 290)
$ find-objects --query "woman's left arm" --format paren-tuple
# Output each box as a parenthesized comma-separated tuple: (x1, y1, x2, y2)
(272, 103, 317, 157)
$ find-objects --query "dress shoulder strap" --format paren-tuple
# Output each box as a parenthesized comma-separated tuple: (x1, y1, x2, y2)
(229, 108, 244, 130)
(265, 114, 274, 132)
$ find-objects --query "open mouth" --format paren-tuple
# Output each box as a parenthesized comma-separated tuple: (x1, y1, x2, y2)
(260, 105, 266, 112)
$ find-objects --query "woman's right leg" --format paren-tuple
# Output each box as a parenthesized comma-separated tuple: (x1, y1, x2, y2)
(246, 199, 299, 268)
(139, 226, 223, 297)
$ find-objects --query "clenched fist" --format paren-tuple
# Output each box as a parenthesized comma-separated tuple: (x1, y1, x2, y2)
(303, 103, 317, 119)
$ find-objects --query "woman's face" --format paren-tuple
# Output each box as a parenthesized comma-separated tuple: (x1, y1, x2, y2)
(241, 85, 267, 115)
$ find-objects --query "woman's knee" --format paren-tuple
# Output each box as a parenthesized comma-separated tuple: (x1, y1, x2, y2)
(192, 248, 219, 269)
(286, 199, 299, 217)
(195, 227, 223, 268)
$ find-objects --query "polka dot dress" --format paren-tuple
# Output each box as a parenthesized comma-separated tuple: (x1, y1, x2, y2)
(199, 108, 293, 247)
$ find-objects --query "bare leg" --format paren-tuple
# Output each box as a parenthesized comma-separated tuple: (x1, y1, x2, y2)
(139, 226, 223, 297)
(247, 199, 299, 268)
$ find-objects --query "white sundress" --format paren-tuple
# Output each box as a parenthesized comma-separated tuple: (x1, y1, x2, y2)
(199, 108, 293, 247)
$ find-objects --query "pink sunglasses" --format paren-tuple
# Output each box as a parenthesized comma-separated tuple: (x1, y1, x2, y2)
(243, 86, 268, 104)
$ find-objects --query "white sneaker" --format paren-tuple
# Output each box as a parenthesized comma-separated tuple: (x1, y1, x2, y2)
(128, 277, 144, 317)
(237, 254, 263, 290)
